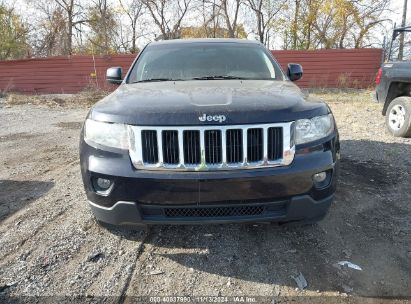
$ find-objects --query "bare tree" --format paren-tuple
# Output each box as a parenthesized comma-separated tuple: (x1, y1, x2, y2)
(247, 0, 284, 45)
(29, 0, 89, 55)
(27, 1, 68, 56)
(142, 0, 192, 40)
(20, 0, 395, 55)
(219, 0, 242, 38)
(198, 0, 222, 38)
(53, 0, 90, 55)
(311, 1, 337, 48)
(119, 0, 145, 53)
(351, 0, 391, 48)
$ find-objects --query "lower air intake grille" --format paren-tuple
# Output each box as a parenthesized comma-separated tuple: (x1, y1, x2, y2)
(164, 205, 265, 218)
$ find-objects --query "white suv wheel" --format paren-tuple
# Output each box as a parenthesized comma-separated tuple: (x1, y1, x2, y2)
(385, 96, 411, 137)
(388, 104, 406, 130)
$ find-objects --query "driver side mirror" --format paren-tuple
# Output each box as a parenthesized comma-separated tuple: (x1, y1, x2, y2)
(106, 67, 123, 84)
(287, 63, 303, 81)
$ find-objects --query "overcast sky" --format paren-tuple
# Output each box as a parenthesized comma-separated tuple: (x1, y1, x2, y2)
(391, 0, 407, 25)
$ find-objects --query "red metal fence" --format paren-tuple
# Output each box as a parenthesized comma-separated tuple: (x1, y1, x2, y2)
(272, 48, 382, 88)
(0, 48, 382, 94)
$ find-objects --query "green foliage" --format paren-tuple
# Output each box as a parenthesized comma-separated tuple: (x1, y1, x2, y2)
(0, 4, 28, 60)
(39, 8, 68, 57)
(83, 2, 118, 55)
(180, 24, 247, 39)
(280, 0, 389, 49)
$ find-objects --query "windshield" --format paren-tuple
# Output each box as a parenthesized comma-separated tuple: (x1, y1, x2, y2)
(127, 42, 284, 83)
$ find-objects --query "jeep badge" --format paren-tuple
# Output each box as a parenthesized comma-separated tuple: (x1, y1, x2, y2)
(198, 114, 227, 123)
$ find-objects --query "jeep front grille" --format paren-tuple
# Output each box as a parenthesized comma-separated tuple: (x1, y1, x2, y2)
(129, 122, 295, 171)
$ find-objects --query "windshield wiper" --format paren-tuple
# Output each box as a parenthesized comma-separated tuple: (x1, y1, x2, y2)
(132, 78, 183, 83)
(191, 75, 249, 80)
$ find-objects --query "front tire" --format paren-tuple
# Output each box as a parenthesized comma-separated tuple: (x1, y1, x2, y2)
(386, 96, 411, 138)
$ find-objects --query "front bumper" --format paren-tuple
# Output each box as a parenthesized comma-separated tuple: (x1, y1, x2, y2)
(88, 194, 334, 225)
(80, 134, 339, 225)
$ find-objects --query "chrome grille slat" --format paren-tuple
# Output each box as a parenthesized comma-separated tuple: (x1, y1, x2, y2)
(178, 129, 184, 166)
(157, 130, 163, 164)
(129, 122, 295, 171)
(242, 128, 248, 163)
(263, 127, 268, 163)
(221, 130, 227, 164)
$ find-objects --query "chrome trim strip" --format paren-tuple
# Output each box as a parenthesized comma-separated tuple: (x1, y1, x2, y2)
(129, 122, 295, 171)
(221, 129, 227, 165)
(263, 127, 268, 164)
(88, 200, 135, 211)
(178, 129, 184, 168)
(157, 130, 163, 165)
(242, 127, 248, 165)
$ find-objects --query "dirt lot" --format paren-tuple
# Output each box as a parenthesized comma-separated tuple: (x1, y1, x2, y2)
(0, 90, 410, 303)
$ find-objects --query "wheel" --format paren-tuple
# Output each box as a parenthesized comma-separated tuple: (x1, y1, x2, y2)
(386, 96, 411, 138)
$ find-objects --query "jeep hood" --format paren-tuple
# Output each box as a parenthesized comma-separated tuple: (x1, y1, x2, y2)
(90, 80, 329, 125)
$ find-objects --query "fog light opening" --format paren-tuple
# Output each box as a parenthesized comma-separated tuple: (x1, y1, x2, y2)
(313, 172, 327, 183)
(97, 178, 111, 190)
(92, 177, 113, 194)
(312, 171, 332, 189)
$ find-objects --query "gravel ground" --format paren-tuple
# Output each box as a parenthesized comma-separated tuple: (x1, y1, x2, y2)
(0, 90, 410, 303)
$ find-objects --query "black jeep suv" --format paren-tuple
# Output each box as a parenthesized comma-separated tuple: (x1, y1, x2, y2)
(80, 39, 340, 226)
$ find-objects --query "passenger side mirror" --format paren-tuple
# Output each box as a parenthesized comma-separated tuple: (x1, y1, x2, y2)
(287, 63, 303, 81)
(106, 67, 123, 84)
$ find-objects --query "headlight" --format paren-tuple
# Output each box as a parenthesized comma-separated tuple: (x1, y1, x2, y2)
(295, 114, 334, 145)
(84, 119, 129, 149)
